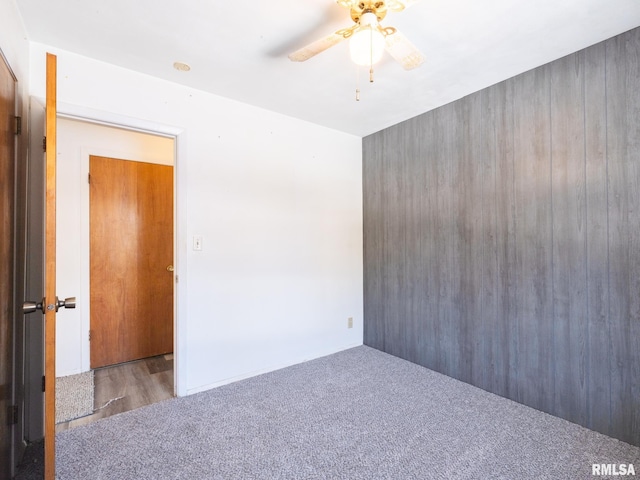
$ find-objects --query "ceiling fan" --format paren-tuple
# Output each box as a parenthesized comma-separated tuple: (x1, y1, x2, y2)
(288, 0, 425, 71)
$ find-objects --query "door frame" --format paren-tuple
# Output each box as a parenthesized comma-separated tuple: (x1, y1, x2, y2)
(0, 45, 20, 479)
(34, 98, 188, 397)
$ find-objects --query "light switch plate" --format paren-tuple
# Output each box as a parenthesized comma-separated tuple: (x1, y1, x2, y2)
(193, 235, 203, 251)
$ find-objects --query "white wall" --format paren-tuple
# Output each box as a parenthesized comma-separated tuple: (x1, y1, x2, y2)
(29, 43, 363, 395)
(56, 117, 174, 375)
(0, 0, 29, 111)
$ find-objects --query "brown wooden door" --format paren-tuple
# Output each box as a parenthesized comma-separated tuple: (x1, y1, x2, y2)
(44, 51, 58, 480)
(89, 155, 173, 368)
(0, 48, 17, 480)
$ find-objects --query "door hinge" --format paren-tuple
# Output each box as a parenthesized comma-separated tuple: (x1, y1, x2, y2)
(88, 173, 91, 184)
(42, 136, 47, 152)
(7, 405, 18, 426)
(14, 116, 22, 135)
(88, 330, 91, 341)
(42, 375, 46, 392)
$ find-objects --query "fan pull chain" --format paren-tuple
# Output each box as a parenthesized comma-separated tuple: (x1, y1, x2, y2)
(356, 64, 361, 101)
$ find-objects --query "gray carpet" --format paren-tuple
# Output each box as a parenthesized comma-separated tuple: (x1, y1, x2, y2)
(56, 370, 94, 424)
(56, 346, 639, 479)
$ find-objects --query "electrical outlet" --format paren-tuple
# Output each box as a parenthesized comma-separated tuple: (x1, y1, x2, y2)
(348, 317, 353, 329)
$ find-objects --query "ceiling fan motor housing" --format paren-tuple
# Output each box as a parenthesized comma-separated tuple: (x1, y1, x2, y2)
(350, 1, 388, 23)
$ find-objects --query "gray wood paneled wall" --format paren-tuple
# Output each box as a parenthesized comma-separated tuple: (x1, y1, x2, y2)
(363, 27, 640, 446)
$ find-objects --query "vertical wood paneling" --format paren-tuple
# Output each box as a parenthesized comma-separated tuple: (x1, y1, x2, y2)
(362, 135, 384, 350)
(461, 92, 484, 386)
(550, 52, 588, 425)
(479, 82, 506, 396)
(395, 123, 411, 360)
(627, 29, 640, 446)
(422, 110, 443, 371)
(381, 125, 405, 359)
(362, 26, 640, 446)
(605, 29, 640, 446)
(439, 102, 458, 378)
(450, 98, 466, 382)
(404, 117, 426, 366)
(512, 65, 554, 411)
(494, 78, 519, 400)
(416, 111, 436, 369)
(584, 40, 611, 436)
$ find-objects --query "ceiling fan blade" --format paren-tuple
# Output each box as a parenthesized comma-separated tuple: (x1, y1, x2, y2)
(386, 0, 422, 12)
(288, 25, 357, 62)
(335, 0, 357, 8)
(384, 30, 425, 70)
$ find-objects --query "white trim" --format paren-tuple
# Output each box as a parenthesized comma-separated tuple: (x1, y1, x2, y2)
(185, 342, 363, 395)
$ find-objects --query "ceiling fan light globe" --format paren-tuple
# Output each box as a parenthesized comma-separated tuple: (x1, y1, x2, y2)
(349, 27, 385, 66)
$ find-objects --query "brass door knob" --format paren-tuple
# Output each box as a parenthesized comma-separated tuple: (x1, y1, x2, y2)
(166, 265, 174, 272)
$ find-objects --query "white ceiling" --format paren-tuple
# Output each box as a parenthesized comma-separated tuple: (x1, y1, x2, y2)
(15, 0, 640, 137)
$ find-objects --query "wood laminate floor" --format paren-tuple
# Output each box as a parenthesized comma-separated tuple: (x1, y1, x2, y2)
(56, 354, 174, 432)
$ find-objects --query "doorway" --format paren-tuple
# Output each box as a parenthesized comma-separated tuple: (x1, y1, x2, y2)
(53, 117, 177, 423)
(18, 91, 186, 477)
